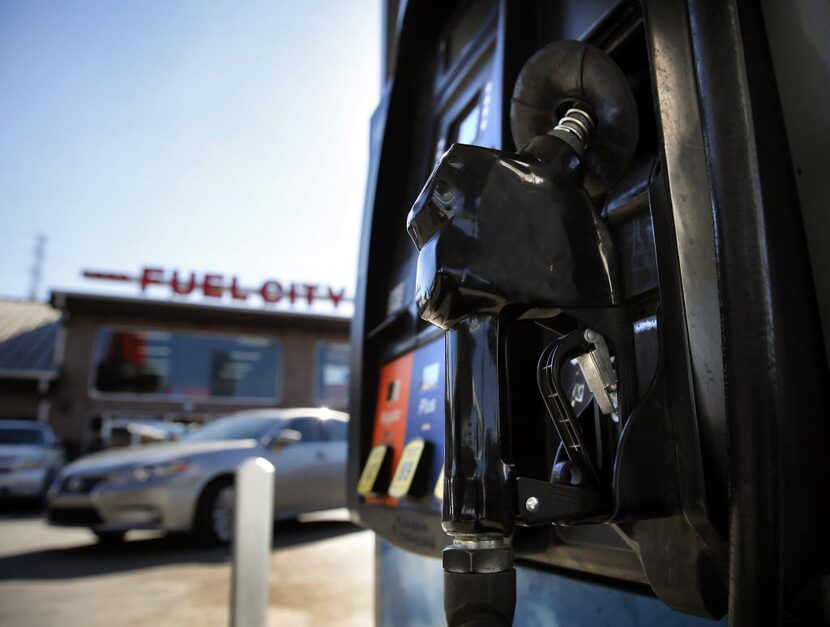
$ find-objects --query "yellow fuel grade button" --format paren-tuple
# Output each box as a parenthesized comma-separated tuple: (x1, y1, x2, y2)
(434, 465, 445, 501)
(388, 438, 430, 498)
(357, 444, 391, 496)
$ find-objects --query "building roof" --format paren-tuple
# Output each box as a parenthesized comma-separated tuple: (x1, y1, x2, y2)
(49, 291, 351, 333)
(0, 299, 60, 379)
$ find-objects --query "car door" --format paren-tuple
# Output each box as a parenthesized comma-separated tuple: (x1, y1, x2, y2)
(267, 416, 329, 515)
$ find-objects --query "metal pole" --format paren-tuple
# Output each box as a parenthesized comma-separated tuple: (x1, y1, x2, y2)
(230, 457, 275, 627)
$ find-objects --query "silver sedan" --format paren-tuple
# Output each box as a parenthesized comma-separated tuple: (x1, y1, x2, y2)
(46, 408, 348, 543)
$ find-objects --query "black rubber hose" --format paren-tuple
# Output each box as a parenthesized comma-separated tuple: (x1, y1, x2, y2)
(444, 570, 516, 627)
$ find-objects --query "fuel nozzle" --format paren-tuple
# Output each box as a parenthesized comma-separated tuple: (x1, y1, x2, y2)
(407, 40, 637, 626)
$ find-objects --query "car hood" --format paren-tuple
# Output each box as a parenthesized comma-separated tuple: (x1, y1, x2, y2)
(0, 444, 46, 459)
(64, 439, 259, 474)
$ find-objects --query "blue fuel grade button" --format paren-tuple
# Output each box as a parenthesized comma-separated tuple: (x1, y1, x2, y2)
(402, 338, 445, 507)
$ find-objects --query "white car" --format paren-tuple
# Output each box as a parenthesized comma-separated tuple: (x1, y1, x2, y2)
(47, 408, 347, 543)
(0, 421, 65, 500)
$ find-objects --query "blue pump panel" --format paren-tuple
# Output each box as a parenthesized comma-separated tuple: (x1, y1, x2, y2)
(399, 337, 445, 512)
(376, 539, 727, 627)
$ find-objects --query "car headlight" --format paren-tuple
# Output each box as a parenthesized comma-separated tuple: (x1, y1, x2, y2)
(105, 461, 190, 485)
(14, 457, 46, 471)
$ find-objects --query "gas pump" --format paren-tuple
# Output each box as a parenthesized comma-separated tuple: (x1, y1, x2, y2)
(407, 40, 640, 624)
(349, 1, 829, 625)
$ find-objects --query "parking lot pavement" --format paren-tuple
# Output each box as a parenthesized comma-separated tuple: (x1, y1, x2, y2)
(0, 504, 373, 627)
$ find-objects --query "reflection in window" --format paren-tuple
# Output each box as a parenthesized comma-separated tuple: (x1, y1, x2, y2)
(185, 416, 279, 441)
(92, 328, 282, 400)
(315, 343, 350, 408)
(288, 417, 326, 442)
(0, 427, 44, 445)
(325, 419, 348, 442)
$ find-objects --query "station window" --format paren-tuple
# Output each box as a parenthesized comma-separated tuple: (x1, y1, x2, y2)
(91, 327, 282, 401)
(315, 342, 350, 408)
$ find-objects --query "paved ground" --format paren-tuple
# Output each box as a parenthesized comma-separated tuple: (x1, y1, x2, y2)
(0, 503, 373, 627)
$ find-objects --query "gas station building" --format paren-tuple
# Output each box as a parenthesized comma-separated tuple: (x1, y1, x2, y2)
(0, 291, 350, 458)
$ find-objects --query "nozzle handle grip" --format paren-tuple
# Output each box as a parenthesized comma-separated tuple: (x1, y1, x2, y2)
(443, 315, 513, 537)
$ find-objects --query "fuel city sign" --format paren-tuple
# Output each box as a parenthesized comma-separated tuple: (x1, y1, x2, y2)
(82, 267, 351, 309)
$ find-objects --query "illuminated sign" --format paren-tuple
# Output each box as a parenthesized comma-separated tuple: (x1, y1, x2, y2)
(82, 267, 350, 308)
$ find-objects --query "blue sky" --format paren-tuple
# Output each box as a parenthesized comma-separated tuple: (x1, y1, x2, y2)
(0, 1, 380, 314)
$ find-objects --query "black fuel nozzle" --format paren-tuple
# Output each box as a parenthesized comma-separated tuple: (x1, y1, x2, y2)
(406, 40, 638, 627)
(406, 140, 617, 626)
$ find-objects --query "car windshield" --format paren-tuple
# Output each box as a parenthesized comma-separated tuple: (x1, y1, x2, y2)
(182, 416, 279, 442)
(0, 428, 44, 445)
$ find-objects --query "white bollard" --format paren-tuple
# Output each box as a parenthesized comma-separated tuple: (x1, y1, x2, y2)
(230, 457, 275, 627)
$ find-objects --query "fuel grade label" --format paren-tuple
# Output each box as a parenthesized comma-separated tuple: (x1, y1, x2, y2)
(357, 444, 390, 496)
(364, 352, 413, 506)
(388, 438, 426, 498)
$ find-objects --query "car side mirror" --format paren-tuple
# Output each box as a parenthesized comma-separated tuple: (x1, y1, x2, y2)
(271, 429, 302, 448)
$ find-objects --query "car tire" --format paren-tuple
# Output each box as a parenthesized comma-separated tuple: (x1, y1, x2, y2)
(194, 477, 235, 545)
(93, 530, 126, 544)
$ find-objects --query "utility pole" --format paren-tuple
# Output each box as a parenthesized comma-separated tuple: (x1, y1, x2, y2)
(28, 233, 47, 301)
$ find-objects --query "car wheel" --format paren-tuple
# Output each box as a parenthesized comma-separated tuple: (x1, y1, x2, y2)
(195, 478, 235, 545)
(93, 530, 126, 545)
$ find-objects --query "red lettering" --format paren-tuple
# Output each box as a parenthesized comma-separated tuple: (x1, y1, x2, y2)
(140, 267, 164, 291)
(137, 269, 347, 308)
(230, 277, 247, 301)
(203, 274, 224, 298)
(327, 286, 346, 308)
(259, 280, 283, 303)
(303, 284, 318, 305)
(171, 271, 196, 295)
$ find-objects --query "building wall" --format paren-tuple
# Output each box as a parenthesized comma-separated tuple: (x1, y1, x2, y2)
(0, 382, 45, 420)
(51, 309, 348, 457)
